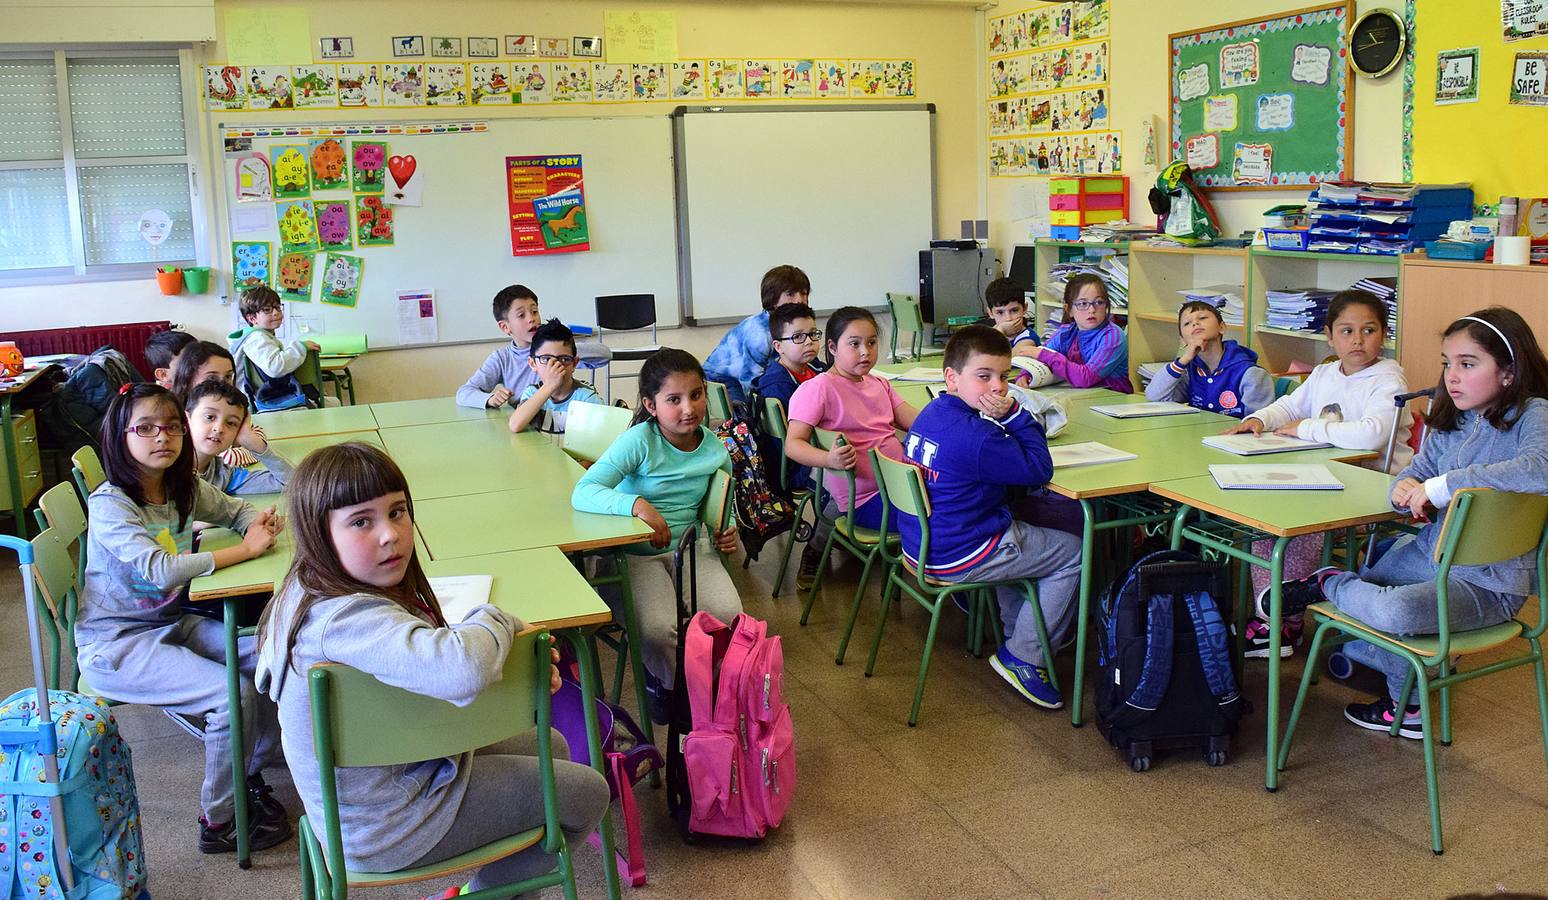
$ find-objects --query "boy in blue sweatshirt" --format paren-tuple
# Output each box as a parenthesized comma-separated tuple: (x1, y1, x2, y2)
(1144, 300, 1273, 418)
(900, 325, 1081, 709)
(753, 302, 826, 494)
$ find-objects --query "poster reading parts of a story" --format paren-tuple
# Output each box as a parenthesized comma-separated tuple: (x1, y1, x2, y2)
(505, 154, 589, 256)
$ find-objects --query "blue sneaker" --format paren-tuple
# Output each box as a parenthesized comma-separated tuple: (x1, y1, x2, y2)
(989, 645, 1063, 710)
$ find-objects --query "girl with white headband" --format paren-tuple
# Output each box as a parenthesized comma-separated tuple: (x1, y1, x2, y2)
(1271, 306, 1548, 738)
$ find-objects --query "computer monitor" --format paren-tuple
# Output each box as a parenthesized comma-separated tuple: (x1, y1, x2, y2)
(1007, 244, 1036, 293)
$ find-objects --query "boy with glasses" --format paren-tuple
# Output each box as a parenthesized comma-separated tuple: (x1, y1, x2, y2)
(507, 319, 605, 435)
(754, 303, 827, 586)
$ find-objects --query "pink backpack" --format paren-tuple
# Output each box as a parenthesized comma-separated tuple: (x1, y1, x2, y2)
(666, 610, 795, 840)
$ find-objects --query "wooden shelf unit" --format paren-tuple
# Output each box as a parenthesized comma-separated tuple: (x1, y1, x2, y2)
(1125, 245, 1250, 388)
(1396, 252, 1548, 391)
(1245, 250, 1402, 374)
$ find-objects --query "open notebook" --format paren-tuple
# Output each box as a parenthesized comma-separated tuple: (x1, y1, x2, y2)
(1088, 401, 1198, 419)
(1049, 441, 1137, 469)
(1201, 433, 1332, 455)
(1209, 464, 1345, 490)
(428, 575, 495, 623)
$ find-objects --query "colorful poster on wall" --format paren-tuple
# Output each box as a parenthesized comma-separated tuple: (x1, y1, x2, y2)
(232, 241, 271, 289)
(234, 152, 272, 203)
(1503, 0, 1548, 42)
(781, 59, 814, 98)
(670, 61, 706, 99)
(204, 65, 246, 110)
(815, 59, 847, 98)
(744, 59, 775, 97)
(276, 199, 320, 253)
(307, 138, 349, 191)
(851, 60, 884, 97)
(292, 65, 338, 108)
(471, 63, 513, 104)
(515, 63, 551, 103)
(356, 195, 395, 245)
(383, 63, 425, 106)
(1435, 47, 1481, 104)
(553, 63, 592, 101)
(708, 59, 742, 98)
(351, 141, 388, 193)
(1232, 142, 1273, 185)
(425, 64, 468, 105)
(633, 63, 666, 100)
(505, 154, 589, 256)
(338, 64, 383, 107)
(1511, 51, 1548, 105)
(315, 199, 353, 250)
(884, 60, 916, 97)
(320, 253, 364, 307)
(275, 251, 314, 302)
(246, 66, 294, 109)
(593, 62, 630, 101)
(270, 145, 310, 198)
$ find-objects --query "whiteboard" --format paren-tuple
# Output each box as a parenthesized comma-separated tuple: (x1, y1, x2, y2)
(673, 106, 935, 324)
(215, 115, 679, 347)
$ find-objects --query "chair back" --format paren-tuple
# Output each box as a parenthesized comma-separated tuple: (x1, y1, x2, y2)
(37, 481, 88, 588)
(595, 294, 658, 335)
(807, 427, 858, 528)
(887, 292, 923, 331)
(28, 528, 77, 690)
(1435, 489, 1548, 570)
(72, 445, 105, 496)
(760, 398, 794, 487)
(872, 451, 931, 520)
(563, 402, 634, 464)
(243, 347, 323, 405)
(706, 380, 733, 425)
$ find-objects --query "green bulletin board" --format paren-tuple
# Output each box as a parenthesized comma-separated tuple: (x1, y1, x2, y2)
(1169, 1, 1353, 190)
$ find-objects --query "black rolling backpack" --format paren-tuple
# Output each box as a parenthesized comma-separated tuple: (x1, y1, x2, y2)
(1095, 550, 1246, 772)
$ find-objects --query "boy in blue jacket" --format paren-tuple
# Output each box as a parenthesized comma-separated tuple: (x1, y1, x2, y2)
(900, 325, 1081, 709)
(753, 302, 826, 492)
(1144, 300, 1273, 418)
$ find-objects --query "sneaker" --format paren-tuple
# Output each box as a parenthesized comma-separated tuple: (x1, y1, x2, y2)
(246, 773, 288, 827)
(1256, 566, 1344, 620)
(989, 645, 1063, 710)
(643, 673, 673, 727)
(197, 807, 293, 854)
(796, 544, 823, 591)
(1242, 614, 1304, 659)
(1344, 696, 1423, 740)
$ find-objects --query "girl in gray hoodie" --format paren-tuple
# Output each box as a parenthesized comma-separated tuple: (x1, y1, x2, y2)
(255, 442, 607, 896)
(1273, 307, 1548, 739)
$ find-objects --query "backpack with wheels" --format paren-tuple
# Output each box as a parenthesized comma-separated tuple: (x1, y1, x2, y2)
(0, 535, 149, 900)
(714, 416, 794, 564)
(1095, 549, 1245, 772)
(665, 528, 795, 842)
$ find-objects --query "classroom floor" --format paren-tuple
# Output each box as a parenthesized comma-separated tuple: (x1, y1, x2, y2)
(6, 543, 1548, 900)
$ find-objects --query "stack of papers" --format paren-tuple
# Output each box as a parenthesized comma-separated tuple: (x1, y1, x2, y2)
(428, 575, 495, 623)
(1209, 463, 1345, 490)
(1136, 361, 1168, 388)
(1176, 284, 1245, 326)
(875, 367, 945, 383)
(1049, 441, 1138, 468)
(1079, 221, 1159, 243)
(1089, 401, 1197, 418)
(1201, 433, 1333, 455)
(1352, 276, 1399, 336)
(1264, 288, 1335, 333)
(1043, 255, 1129, 311)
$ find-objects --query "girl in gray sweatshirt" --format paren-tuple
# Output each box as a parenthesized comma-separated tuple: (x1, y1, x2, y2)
(1277, 308, 1548, 738)
(255, 442, 607, 894)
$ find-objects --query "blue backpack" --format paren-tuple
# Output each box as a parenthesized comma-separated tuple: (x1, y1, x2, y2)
(1095, 549, 1244, 772)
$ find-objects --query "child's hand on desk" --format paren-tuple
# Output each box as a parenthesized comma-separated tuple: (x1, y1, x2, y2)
(487, 386, 514, 407)
(1271, 419, 1305, 438)
(632, 498, 672, 549)
(1223, 417, 1265, 436)
(713, 526, 739, 555)
(1391, 477, 1432, 522)
(242, 519, 277, 558)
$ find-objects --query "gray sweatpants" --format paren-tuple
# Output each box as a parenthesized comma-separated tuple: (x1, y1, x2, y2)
(935, 520, 1081, 666)
(408, 730, 610, 898)
(1326, 535, 1525, 701)
(78, 614, 282, 822)
(617, 534, 744, 688)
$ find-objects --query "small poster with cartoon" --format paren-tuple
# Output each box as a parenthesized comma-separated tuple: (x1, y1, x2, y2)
(355, 195, 394, 246)
(1026, 7, 1051, 47)
(552, 63, 592, 102)
(315, 200, 353, 251)
(232, 241, 271, 289)
(204, 65, 245, 111)
(1048, 46, 1075, 90)
(471, 63, 512, 105)
(351, 141, 388, 193)
(425, 64, 468, 106)
(307, 138, 349, 191)
(338, 64, 383, 107)
(884, 60, 915, 97)
(1047, 3, 1073, 43)
(814, 59, 847, 98)
(275, 251, 314, 302)
(709, 59, 742, 98)
(633, 63, 665, 101)
(1073, 0, 1109, 41)
(383, 63, 425, 106)
(592, 63, 630, 101)
(234, 152, 272, 203)
(320, 253, 364, 308)
(1027, 50, 1053, 92)
(276, 199, 320, 253)
(515, 63, 551, 103)
(850, 60, 884, 97)
(668, 61, 704, 99)
(293, 65, 339, 109)
(744, 59, 775, 97)
(270, 145, 311, 198)
(780, 59, 814, 98)
(247, 67, 294, 109)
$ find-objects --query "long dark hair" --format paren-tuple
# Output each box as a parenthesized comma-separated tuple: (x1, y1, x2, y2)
(1427, 307, 1548, 432)
(98, 384, 197, 527)
(630, 348, 706, 426)
(171, 341, 238, 403)
(823, 306, 878, 365)
(258, 442, 445, 671)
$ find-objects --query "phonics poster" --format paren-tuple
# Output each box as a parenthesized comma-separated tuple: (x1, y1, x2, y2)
(505, 154, 589, 256)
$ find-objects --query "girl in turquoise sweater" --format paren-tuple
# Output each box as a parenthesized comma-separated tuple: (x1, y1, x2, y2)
(572, 349, 742, 721)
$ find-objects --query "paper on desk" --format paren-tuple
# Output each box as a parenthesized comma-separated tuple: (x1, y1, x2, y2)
(876, 366, 945, 383)
(429, 574, 494, 623)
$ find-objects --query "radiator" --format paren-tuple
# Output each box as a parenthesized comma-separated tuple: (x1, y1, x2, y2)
(0, 321, 173, 382)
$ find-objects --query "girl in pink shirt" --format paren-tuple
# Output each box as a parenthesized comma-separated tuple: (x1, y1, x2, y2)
(785, 307, 919, 531)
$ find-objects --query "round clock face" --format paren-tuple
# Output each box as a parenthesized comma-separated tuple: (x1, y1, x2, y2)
(1350, 9, 1405, 78)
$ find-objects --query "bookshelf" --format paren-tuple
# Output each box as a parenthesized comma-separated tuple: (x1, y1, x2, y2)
(1396, 252, 1548, 391)
(1125, 245, 1251, 388)
(1031, 239, 1130, 337)
(1244, 249, 1401, 374)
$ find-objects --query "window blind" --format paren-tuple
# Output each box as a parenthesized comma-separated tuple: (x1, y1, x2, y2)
(67, 57, 186, 159)
(0, 60, 64, 162)
(78, 164, 194, 265)
(0, 169, 73, 270)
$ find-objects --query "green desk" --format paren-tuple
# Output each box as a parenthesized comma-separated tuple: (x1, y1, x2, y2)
(421, 547, 612, 630)
(379, 421, 578, 500)
(267, 430, 383, 466)
(253, 404, 378, 440)
(369, 396, 511, 430)
(1149, 463, 1402, 791)
(414, 489, 654, 557)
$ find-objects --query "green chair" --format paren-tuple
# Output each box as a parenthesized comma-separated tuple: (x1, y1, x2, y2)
(562, 402, 634, 465)
(71, 445, 104, 500)
(705, 380, 733, 426)
(759, 397, 815, 598)
(33, 484, 87, 686)
(243, 347, 325, 410)
(1278, 488, 1548, 854)
(26, 528, 78, 692)
(868, 451, 1056, 726)
(886, 292, 944, 363)
(298, 628, 578, 899)
(800, 428, 897, 643)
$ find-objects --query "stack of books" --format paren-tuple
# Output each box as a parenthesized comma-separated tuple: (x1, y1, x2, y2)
(1042, 255, 1130, 312)
(1352, 275, 1399, 336)
(1176, 285, 1245, 326)
(1306, 182, 1474, 255)
(1137, 360, 1168, 388)
(1265, 287, 1335, 333)
(1079, 221, 1159, 243)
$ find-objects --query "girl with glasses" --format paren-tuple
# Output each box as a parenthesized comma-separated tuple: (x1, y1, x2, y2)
(1034, 272, 1132, 393)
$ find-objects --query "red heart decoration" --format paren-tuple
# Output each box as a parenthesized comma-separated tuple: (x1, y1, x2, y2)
(387, 154, 417, 187)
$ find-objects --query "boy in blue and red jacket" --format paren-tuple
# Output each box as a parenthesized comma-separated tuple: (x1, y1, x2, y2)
(1144, 300, 1273, 418)
(753, 302, 826, 495)
(900, 325, 1081, 710)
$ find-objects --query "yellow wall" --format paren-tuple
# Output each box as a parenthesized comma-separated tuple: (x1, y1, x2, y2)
(1412, 0, 1548, 203)
(986, 0, 1407, 260)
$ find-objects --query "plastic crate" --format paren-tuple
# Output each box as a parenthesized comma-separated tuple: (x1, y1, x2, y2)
(1423, 240, 1491, 261)
(1049, 225, 1083, 241)
(1051, 207, 1126, 227)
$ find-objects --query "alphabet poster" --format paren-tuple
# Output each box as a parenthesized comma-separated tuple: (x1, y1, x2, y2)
(320, 253, 364, 307)
(505, 154, 589, 256)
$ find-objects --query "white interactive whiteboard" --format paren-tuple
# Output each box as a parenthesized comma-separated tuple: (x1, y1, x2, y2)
(672, 105, 935, 324)
(215, 115, 679, 347)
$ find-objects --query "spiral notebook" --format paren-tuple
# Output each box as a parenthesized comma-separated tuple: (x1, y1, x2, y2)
(1049, 441, 1137, 469)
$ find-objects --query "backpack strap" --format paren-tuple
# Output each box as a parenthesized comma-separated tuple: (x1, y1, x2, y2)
(1180, 590, 1243, 710)
(1123, 592, 1175, 712)
(683, 611, 730, 731)
(713, 616, 764, 739)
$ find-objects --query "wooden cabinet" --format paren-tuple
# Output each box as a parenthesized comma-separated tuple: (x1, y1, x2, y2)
(1396, 254, 1548, 392)
(1125, 246, 1249, 387)
(0, 408, 43, 510)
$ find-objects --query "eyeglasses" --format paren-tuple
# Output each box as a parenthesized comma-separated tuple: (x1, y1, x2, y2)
(1071, 299, 1109, 311)
(126, 422, 187, 438)
(533, 354, 577, 365)
(777, 329, 823, 345)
